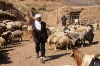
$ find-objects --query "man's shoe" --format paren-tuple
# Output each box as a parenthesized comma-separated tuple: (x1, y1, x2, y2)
(40, 59, 45, 63)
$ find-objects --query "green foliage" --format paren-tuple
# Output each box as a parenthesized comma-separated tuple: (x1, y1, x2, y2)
(21, 6, 27, 10)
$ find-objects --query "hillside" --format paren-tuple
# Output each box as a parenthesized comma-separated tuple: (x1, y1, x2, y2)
(0, 0, 70, 24)
(7, 0, 70, 13)
(1, 0, 100, 25)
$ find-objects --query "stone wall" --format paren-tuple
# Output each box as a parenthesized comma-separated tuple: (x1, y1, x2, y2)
(42, 5, 100, 26)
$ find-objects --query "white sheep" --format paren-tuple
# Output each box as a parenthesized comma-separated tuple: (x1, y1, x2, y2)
(0, 37, 6, 49)
(47, 32, 67, 49)
(6, 24, 12, 31)
(27, 25, 32, 33)
(22, 25, 28, 31)
(52, 35, 64, 50)
(55, 35, 74, 50)
(92, 23, 100, 31)
(6, 21, 14, 25)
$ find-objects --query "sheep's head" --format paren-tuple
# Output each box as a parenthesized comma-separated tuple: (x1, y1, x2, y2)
(7, 31, 12, 35)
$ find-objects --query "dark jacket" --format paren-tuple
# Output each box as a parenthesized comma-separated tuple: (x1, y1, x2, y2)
(61, 16, 67, 26)
(32, 21, 48, 43)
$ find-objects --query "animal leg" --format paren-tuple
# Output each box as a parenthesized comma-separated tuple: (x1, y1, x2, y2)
(54, 44, 57, 50)
(66, 43, 68, 50)
(81, 40, 84, 47)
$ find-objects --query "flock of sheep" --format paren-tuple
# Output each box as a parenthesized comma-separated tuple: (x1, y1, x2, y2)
(0, 19, 100, 66)
(46, 23, 100, 50)
(0, 10, 16, 20)
(0, 20, 28, 50)
(0, 19, 99, 52)
(46, 23, 100, 66)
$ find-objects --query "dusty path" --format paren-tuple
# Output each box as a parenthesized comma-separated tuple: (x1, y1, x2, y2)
(0, 30, 100, 66)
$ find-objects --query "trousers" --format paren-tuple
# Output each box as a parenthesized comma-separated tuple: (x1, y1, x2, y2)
(35, 37, 45, 57)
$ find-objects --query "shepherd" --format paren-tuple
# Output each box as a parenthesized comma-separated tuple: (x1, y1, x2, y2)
(32, 13, 48, 63)
(61, 15, 67, 27)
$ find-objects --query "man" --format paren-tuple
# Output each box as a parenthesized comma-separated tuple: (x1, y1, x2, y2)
(61, 15, 67, 27)
(74, 19, 80, 25)
(32, 13, 48, 63)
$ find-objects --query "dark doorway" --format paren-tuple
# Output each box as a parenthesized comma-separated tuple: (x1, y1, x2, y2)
(69, 12, 81, 24)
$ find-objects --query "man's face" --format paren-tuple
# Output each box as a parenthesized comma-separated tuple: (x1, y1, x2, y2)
(36, 17, 41, 22)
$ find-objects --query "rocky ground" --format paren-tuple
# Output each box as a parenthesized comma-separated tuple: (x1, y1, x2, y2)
(0, 30, 100, 66)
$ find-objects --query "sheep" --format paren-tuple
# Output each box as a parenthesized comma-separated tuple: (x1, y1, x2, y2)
(66, 25, 94, 45)
(47, 32, 64, 43)
(47, 31, 75, 50)
(6, 21, 14, 25)
(22, 24, 28, 31)
(0, 37, 6, 49)
(11, 30, 23, 41)
(12, 21, 23, 30)
(8, 32, 14, 44)
(67, 25, 92, 33)
(52, 35, 64, 50)
(0, 23, 7, 32)
(27, 25, 32, 34)
(47, 27, 56, 35)
(47, 32, 57, 49)
(3, 20, 10, 24)
(71, 49, 100, 66)
(0, 23, 6, 27)
(92, 23, 100, 31)
(1, 32, 12, 47)
(6, 24, 12, 31)
(47, 26, 64, 36)
(55, 35, 74, 50)
(47, 32, 65, 49)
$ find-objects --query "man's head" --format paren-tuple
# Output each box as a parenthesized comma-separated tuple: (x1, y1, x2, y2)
(63, 15, 65, 17)
(35, 14, 42, 21)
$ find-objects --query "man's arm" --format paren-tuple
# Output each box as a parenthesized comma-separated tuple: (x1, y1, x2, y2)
(44, 23, 48, 39)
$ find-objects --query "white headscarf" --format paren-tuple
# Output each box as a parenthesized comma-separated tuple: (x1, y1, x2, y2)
(35, 13, 42, 19)
(35, 20, 41, 30)
(34, 14, 42, 30)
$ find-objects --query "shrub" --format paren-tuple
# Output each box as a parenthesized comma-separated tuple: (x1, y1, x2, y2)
(38, 6, 46, 11)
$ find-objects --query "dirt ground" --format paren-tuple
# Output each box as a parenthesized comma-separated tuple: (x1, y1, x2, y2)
(0, 30, 100, 66)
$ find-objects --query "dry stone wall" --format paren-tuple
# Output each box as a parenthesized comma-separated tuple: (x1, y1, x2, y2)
(42, 5, 100, 26)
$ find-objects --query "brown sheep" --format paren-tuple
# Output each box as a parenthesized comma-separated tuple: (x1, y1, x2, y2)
(71, 49, 100, 66)
(1, 32, 12, 47)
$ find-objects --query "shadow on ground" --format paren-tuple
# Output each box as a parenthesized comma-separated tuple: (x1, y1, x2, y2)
(84, 41, 100, 47)
(45, 53, 70, 61)
(0, 49, 13, 65)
